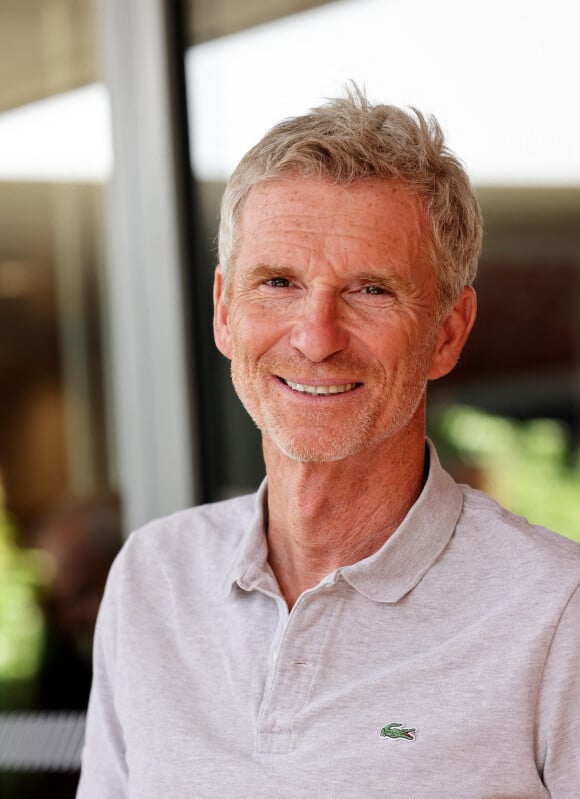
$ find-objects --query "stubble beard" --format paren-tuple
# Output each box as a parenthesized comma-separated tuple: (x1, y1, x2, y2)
(230, 347, 434, 464)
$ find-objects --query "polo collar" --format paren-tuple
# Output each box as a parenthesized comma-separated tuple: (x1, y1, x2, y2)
(220, 479, 275, 598)
(221, 441, 464, 604)
(338, 442, 463, 602)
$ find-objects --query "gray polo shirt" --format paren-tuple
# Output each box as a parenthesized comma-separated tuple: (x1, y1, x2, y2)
(78, 445, 580, 798)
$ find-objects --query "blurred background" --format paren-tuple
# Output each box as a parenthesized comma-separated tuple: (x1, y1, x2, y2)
(0, 0, 579, 795)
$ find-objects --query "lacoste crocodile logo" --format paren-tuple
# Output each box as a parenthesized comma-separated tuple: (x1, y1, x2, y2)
(380, 723, 416, 740)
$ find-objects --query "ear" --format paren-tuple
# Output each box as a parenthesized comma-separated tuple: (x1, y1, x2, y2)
(213, 266, 233, 359)
(428, 287, 477, 381)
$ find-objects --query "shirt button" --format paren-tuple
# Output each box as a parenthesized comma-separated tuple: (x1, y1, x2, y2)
(272, 649, 279, 663)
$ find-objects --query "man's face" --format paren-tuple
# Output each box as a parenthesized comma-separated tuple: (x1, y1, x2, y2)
(214, 177, 467, 463)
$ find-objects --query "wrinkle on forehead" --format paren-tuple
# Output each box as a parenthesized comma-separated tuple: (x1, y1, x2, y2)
(235, 177, 430, 288)
(244, 177, 425, 226)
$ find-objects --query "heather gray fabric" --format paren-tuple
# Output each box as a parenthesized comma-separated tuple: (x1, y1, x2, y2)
(77, 445, 580, 798)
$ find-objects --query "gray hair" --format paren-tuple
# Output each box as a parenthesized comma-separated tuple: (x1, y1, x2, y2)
(218, 84, 482, 311)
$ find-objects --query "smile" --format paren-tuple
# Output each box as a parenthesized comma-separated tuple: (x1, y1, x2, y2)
(282, 379, 359, 396)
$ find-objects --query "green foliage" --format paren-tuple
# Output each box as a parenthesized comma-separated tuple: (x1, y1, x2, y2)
(432, 405, 580, 543)
(0, 506, 45, 705)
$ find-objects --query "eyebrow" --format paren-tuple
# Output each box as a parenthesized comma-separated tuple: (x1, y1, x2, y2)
(354, 272, 415, 293)
(244, 264, 295, 282)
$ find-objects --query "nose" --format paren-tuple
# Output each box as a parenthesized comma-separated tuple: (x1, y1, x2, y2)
(289, 289, 349, 362)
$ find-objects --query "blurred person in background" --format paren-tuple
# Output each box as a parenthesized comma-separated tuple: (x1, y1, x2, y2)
(34, 492, 122, 710)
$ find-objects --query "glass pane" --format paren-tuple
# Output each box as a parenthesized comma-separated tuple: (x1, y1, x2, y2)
(184, 0, 580, 534)
(0, 2, 118, 795)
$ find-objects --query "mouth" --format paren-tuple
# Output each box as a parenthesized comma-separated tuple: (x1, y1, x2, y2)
(280, 378, 360, 396)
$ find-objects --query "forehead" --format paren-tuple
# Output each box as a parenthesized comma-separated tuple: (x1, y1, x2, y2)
(236, 176, 428, 267)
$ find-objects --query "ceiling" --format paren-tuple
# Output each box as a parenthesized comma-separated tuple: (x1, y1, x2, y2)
(187, 0, 333, 44)
(0, 0, 97, 112)
(0, 0, 333, 113)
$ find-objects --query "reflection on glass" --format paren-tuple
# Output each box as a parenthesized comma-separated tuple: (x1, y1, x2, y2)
(1, 1, 114, 795)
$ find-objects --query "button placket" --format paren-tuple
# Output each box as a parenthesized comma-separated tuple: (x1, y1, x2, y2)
(256, 588, 339, 754)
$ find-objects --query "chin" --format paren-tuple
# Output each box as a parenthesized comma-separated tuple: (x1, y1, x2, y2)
(272, 441, 354, 463)
(264, 426, 379, 463)
(262, 401, 425, 464)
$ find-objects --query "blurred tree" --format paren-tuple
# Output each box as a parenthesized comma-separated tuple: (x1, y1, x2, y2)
(432, 406, 580, 543)
(0, 483, 45, 708)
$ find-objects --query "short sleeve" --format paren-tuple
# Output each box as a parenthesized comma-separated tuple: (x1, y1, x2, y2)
(536, 582, 580, 796)
(76, 556, 129, 798)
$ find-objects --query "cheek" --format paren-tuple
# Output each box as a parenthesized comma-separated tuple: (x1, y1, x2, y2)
(372, 320, 418, 360)
(376, 322, 438, 378)
(229, 305, 284, 355)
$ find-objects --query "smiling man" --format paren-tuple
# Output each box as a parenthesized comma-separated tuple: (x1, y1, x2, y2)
(78, 88, 580, 798)
(213, 174, 475, 607)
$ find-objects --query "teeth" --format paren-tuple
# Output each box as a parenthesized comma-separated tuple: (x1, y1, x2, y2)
(284, 380, 357, 395)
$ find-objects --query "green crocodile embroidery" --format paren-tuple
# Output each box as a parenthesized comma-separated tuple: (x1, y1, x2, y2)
(380, 723, 416, 740)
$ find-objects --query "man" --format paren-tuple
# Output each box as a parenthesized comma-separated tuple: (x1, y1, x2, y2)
(77, 88, 580, 797)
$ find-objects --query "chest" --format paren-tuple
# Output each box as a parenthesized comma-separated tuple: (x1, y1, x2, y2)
(116, 585, 548, 798)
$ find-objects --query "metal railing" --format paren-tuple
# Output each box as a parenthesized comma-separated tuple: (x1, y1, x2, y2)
(0, 712, 85, 772)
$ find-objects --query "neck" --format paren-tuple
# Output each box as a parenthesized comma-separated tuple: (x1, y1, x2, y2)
(264, 421, 427, 609)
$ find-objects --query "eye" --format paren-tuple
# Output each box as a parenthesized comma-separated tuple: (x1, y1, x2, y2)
(265, 277, 292, 288)
(360, 284, 391, 296)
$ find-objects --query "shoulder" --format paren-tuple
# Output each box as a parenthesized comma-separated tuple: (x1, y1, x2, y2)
(132, 491, 257, 546)
(111, 491, 259, 587)
(457, 483, 580, 591)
